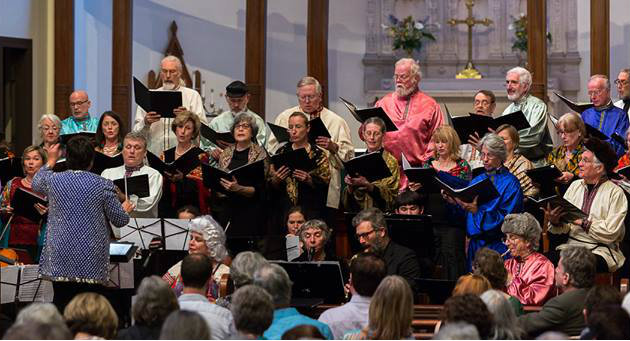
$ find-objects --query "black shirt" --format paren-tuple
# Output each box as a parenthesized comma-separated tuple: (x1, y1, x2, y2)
(227, 147, 250, 170)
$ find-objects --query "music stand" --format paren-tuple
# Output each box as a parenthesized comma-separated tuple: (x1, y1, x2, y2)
(105, 260, 134, 289)
(385, 214, 435, 261)
(163, 219, 192, 251)
(117, 218, 162, 250)
(271, 260, 346, 304)
(18, 265, 53, 303)
(1, 265, 19, 304)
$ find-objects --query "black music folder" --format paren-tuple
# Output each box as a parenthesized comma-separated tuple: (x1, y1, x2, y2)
(612, 133, 627, 150)
(201, 159, 265, 194)
(199, 124, 236, 145)
(584, 123, 611, 141)
(450, 111, 530, 142)
(146, 148, 203, 176)
(113, 174, 151, 198)
(0, 157, 24, 185)
(343, 151, 392, 182)
(59, 131, 96, 145)
(268, 123, 290, 144)
(401, 153, 438, 192)
(52, 158, 67, 172)
(527, 194, 587, 223)
(436, 176, 499, 205)
(91, 152, 124, 175)
(308, 117, 331, 142)
(525, 165, 563, 187)
(616, 165, 630, 179)
(339, 96, 398, 131)
(270, 147, 317, 171)
(11, 187, 47, 223)
(133, 77, 182, 118)
(554, 92, 593, 114)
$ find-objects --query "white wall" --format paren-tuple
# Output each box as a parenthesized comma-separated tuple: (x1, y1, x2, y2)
(610, 0, 630, 86)
(0, 0, 49, 144)
(74, 0, 112, 119)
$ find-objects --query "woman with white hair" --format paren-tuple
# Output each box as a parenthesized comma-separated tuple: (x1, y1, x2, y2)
(480, 289, 525, 339)
(501, 213, 555, 306)
(443, 133, 524, 271)
(38, 114, 64, 155)
(162, 215, 230, 302)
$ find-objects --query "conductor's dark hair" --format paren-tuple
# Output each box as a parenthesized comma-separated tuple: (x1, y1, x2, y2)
(181, 254, 212, 289)
(350, 252, 386, 297)
(95, 111, 126, 147)
(66, 136, 94, 170)
(393, 189, 427, 210)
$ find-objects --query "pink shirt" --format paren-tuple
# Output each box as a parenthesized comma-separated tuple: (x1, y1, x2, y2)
(505, 252, 556, 306)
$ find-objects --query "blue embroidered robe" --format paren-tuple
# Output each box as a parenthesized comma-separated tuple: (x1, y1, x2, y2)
(581, 104, 629, 157)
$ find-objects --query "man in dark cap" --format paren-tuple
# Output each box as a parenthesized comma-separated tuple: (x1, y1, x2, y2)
(544, 138, 627, 272)
(206, 80, 268, 162)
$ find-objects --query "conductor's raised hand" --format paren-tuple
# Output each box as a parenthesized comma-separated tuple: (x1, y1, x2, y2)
(122, 199, 135, 213)
(46, 143, 61, 168)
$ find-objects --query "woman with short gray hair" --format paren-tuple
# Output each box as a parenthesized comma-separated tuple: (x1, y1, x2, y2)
(501, 213, 555, 306)
(38, 114, 64, 155)
(216, 251, 268, 309)
(292, 219, 334, 262)
(480, 289, 525, 339)
(443, 133, 524, 271)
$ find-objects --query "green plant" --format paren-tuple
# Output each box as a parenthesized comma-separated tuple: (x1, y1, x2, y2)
(383, 15, 437, 57)
(509, 13, 552, 53)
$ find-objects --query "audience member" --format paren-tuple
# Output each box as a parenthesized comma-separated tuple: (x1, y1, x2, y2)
(2, 321, 72, 340)
(159, 310, 210, 340)
(586, 305, 630, 339)
(282, 325, 325, 340)
(579, 284, 623, 339)
(230, 285, 274, 340)
(14, 303, 64, 326)
(63, 292, 118, 340)
(472, 248, 523, 315)
(441, 294, 493, 340)
(216, 251, 268, 309)
(480, 289, 525, 339)
(318, 252, 387, 339)
(178, 253, 234, 340)
(253, 263, 333, 339)
(352, 207, 421, 292)
(117, 276, 179, 340)
(451, 274, 491, 296)
(343, 275, 414, 340)
(519, 246, 596, 337)
(432, 321, 480, 340)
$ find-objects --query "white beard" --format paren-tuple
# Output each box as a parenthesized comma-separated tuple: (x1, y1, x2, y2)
(507, 91, 523, 102)
(395, 84, 416, 98)
(162, 81, 176, 90)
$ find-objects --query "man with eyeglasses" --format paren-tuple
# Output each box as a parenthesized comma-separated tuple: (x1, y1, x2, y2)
(613, 68, 630, 115)
(268, 76, 354, 220)
(502, 67, 552, 165)
(543, 137, 627, 273)
(60, 90, 99, 134)
(580, 74, 629, 157)
(205, 80, 268, 165)
(132, 55, 207, 156)
(373, 58, 444, 189)
(351, 207, 420, 293)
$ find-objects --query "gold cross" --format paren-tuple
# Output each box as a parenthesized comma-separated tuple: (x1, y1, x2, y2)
(448, 0, 493, 79)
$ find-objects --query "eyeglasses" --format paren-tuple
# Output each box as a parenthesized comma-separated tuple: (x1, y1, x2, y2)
(501, 234, 522, 244)
(614, 79, 629, 86)
(394, 73, 412, 81)
(356, 229, 378, 240)
(41, 125, 59, 132)
(557, 129, 577, 136)
(69, 99, 89, 107)
(587, 89, 606, 97)
(235, 123, 251, 130)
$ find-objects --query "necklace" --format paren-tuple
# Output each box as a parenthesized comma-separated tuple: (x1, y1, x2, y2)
(102, 144, 118, 156)
(175, 144, 193, 156)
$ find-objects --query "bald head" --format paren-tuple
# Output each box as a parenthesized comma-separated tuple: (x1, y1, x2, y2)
(69, 90, 91, 119)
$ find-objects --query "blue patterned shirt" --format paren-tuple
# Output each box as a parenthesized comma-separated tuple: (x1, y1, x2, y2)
(60, 115, 99, 134)
(32, 165, 129, 283)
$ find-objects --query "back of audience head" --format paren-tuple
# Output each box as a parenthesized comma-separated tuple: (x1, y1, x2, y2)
(350, 252, 387, 297)
(452, 274, 491, 296)
(159, 310, 210, 340)
(480, 289, 523, 339)
(2, 321, 72, 340)
(282, 324, 325, 340)
(132, 275, 179, 328)
(253, 263, 292, 308)
(557, 246, 596, 289)
(63, 292, 118, 340)
(177, 205, 200, 219)
(15, 303, 64, 326)
(369, 275, 414, 340)
(433, 321, 480, 340)
(393, 189, 426, 215)
(442, 294, 493, 340)
(231, 285, 274, 338)
(472, 248, 508, 290)
(584, 284, 622, 320)
(587, 305, 630, 339)
(181, 253, 213, 289)
(231, 251, 269, 289)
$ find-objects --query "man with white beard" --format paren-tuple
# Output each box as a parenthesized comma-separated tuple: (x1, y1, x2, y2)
(373, 58, 444, 189)
(133, 55, 207, 156)
(502, 66, 551, 165)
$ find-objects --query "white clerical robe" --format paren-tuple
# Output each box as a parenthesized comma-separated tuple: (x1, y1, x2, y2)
(267, 106, 354, 209)
(101, 165, 163, 218)
(550, 179, 627, 271)
(133, 86, 207, 156)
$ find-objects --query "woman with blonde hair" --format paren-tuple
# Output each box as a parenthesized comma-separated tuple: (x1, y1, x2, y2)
(546, 112, 586, 194)
(63, 292, 118, 339)
(344, 275, 414, 340)
(451, 274, 492, 296)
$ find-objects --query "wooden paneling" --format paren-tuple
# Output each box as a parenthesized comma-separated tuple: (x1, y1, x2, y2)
(307, 0, 329, 106)
(527, 0, 547, 102)
(112, 0, 133, 126)
(245, 0, 267, 118)
(590, 0, 610, 77)
(54, 0, 74, 118)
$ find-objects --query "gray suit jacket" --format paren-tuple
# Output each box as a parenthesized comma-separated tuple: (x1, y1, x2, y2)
(519, 287, 588, 337)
